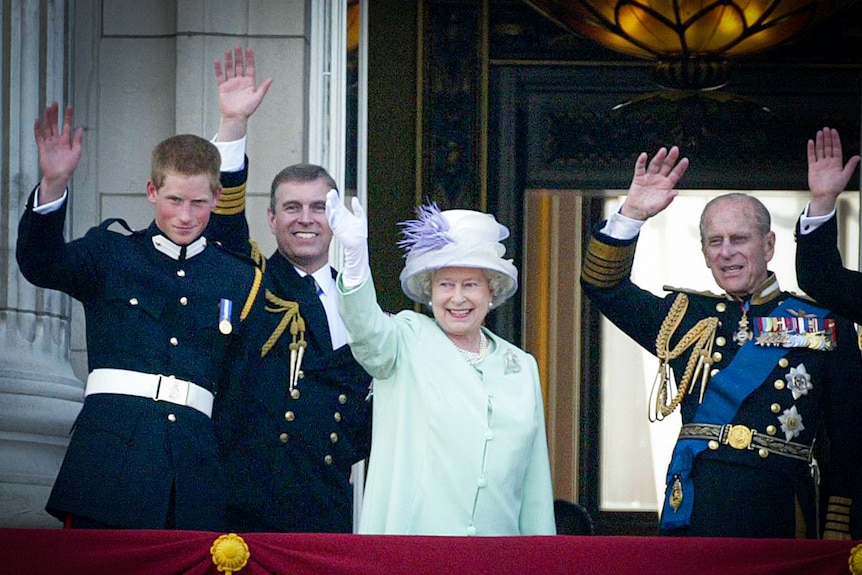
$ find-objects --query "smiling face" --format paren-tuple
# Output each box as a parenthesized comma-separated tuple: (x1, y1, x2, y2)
(701, 196, 775, 297)
(430, 267, 493, 345)
(267, 178, 334, 273)
(146, 173, 218, 245)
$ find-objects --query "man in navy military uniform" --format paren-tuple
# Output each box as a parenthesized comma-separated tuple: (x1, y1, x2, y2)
(207, 46, 372, 533)
(16, 103, 263, 530)
(581, 146, 862, 539)
(795, 126, 862, 539)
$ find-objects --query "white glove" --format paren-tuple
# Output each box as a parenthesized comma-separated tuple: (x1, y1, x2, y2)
(325, 189, 370, 288)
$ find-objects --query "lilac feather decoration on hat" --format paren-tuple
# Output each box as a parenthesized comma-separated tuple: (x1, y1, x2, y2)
(397, 202, 451, 258)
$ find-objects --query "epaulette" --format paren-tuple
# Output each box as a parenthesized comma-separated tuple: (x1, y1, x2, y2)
(786, 290, 818, 304)
(211, 239, 259, 268)
(248, 238, 266, 271)
(662, 285, 724, 299)
(101, 218, 140, 236)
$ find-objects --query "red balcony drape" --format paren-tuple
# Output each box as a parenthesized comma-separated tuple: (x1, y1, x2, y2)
(4, 528, 861, 575)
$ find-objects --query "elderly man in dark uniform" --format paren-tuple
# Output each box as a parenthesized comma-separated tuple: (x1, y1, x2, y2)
(16, 103, 263, 530)
(581, 146, 862, 539)
(206, 46, 372, 533)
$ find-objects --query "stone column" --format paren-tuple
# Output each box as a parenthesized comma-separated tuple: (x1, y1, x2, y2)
(0, 1, 84, 528)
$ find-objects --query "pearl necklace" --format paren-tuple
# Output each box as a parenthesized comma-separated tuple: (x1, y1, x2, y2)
(456, 332, 488, 365)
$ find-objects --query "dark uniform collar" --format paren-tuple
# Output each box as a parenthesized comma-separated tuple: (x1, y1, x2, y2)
(149, 225, 207, 261)
(727, 272, 781, 306)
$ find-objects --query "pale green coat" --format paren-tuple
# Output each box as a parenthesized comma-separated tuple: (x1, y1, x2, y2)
(338, 277, 556, 536)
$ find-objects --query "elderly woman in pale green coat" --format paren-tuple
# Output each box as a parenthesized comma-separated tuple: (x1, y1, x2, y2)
(326, 192, 555, 536)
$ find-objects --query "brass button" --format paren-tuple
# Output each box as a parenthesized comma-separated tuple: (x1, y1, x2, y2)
(338, 394, 347, 404)
(177, 269, 186, 277)
(766, 425, 777, 435)
(324, 455, 333, 465)
(167, 414, 176, 422)
(169, 337, 179, 346)
(710, 369, 720, 377)
(284, 411, 295, 422)
(290, 388, 301, 400)
(129, 298, 139, 306)
(715, 336, 726, 347)
(778, 358, 789, 368)
(179, 296, 188, 305)
(711, 352, 723, 363)
(708, 440, 719, 450)
(334, 412, 342, 422)
(774, 379, 785, 391)
(330, 432, 339, 443)
(758, 448, 769, 459)
(771, 403, 782, 414)
(716, 302, 727, 312)
(279, 433, 289, 444)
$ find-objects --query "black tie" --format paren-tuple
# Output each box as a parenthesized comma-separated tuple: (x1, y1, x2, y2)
(302, 274, 332, 350)
(304, 275, 323, 297)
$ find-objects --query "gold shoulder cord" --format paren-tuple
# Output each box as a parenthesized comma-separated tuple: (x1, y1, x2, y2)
(261, 290, 307, 392)
(650, 293, 719, 422)
(248, 238, 266, 273)
(240, 267, 263, 321)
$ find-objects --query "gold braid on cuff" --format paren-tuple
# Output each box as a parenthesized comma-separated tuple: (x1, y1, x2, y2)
(213, 181, 246, 216)
(581, 236, 636, 288)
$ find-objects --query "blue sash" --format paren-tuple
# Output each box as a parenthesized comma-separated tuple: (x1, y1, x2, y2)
(659, 296, 827, 531)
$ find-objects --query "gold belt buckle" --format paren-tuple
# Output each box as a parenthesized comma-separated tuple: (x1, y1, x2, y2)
(724, 424, 753, 450)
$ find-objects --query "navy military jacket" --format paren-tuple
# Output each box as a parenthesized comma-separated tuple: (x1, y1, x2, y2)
(16, 188, 261, 530)
(796, 213, 862, 538)
(209, 165, 372, 533)
(582, 227, 862, 538)
(796, 214, 862, 325)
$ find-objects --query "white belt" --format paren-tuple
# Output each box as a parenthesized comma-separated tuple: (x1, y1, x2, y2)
(85, 368, 214, 417)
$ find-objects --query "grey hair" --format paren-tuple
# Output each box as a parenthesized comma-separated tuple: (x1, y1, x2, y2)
(699, 193, 771, 242)
(416, 268, 508, 307)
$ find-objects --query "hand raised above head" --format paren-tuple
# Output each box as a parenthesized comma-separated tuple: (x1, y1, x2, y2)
(34, 102, 83, 202)
(807, 127, 861, 217)
(214, 45, 274, 141)
(620, 146, 689, 221)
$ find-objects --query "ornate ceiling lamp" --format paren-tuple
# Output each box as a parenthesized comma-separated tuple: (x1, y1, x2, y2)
(523, 0, 854, 90)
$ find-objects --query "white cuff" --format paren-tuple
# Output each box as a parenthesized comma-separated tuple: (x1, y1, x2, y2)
(798, 202, 835, 235)
(600, 210, 645, 240)
(32, 186, 67, 214)
(212, 135, 247, 172)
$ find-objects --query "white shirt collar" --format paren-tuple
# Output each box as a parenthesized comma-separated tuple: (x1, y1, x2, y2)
(296, 266, 333, 296)
(151, 234, 207, 261)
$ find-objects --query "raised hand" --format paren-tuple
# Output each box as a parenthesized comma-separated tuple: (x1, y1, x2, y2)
(620, 146, 689, 221)
(807, 127, 861, 217)
(35, 102, 83, 203)
(214, 45, 274, 141)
